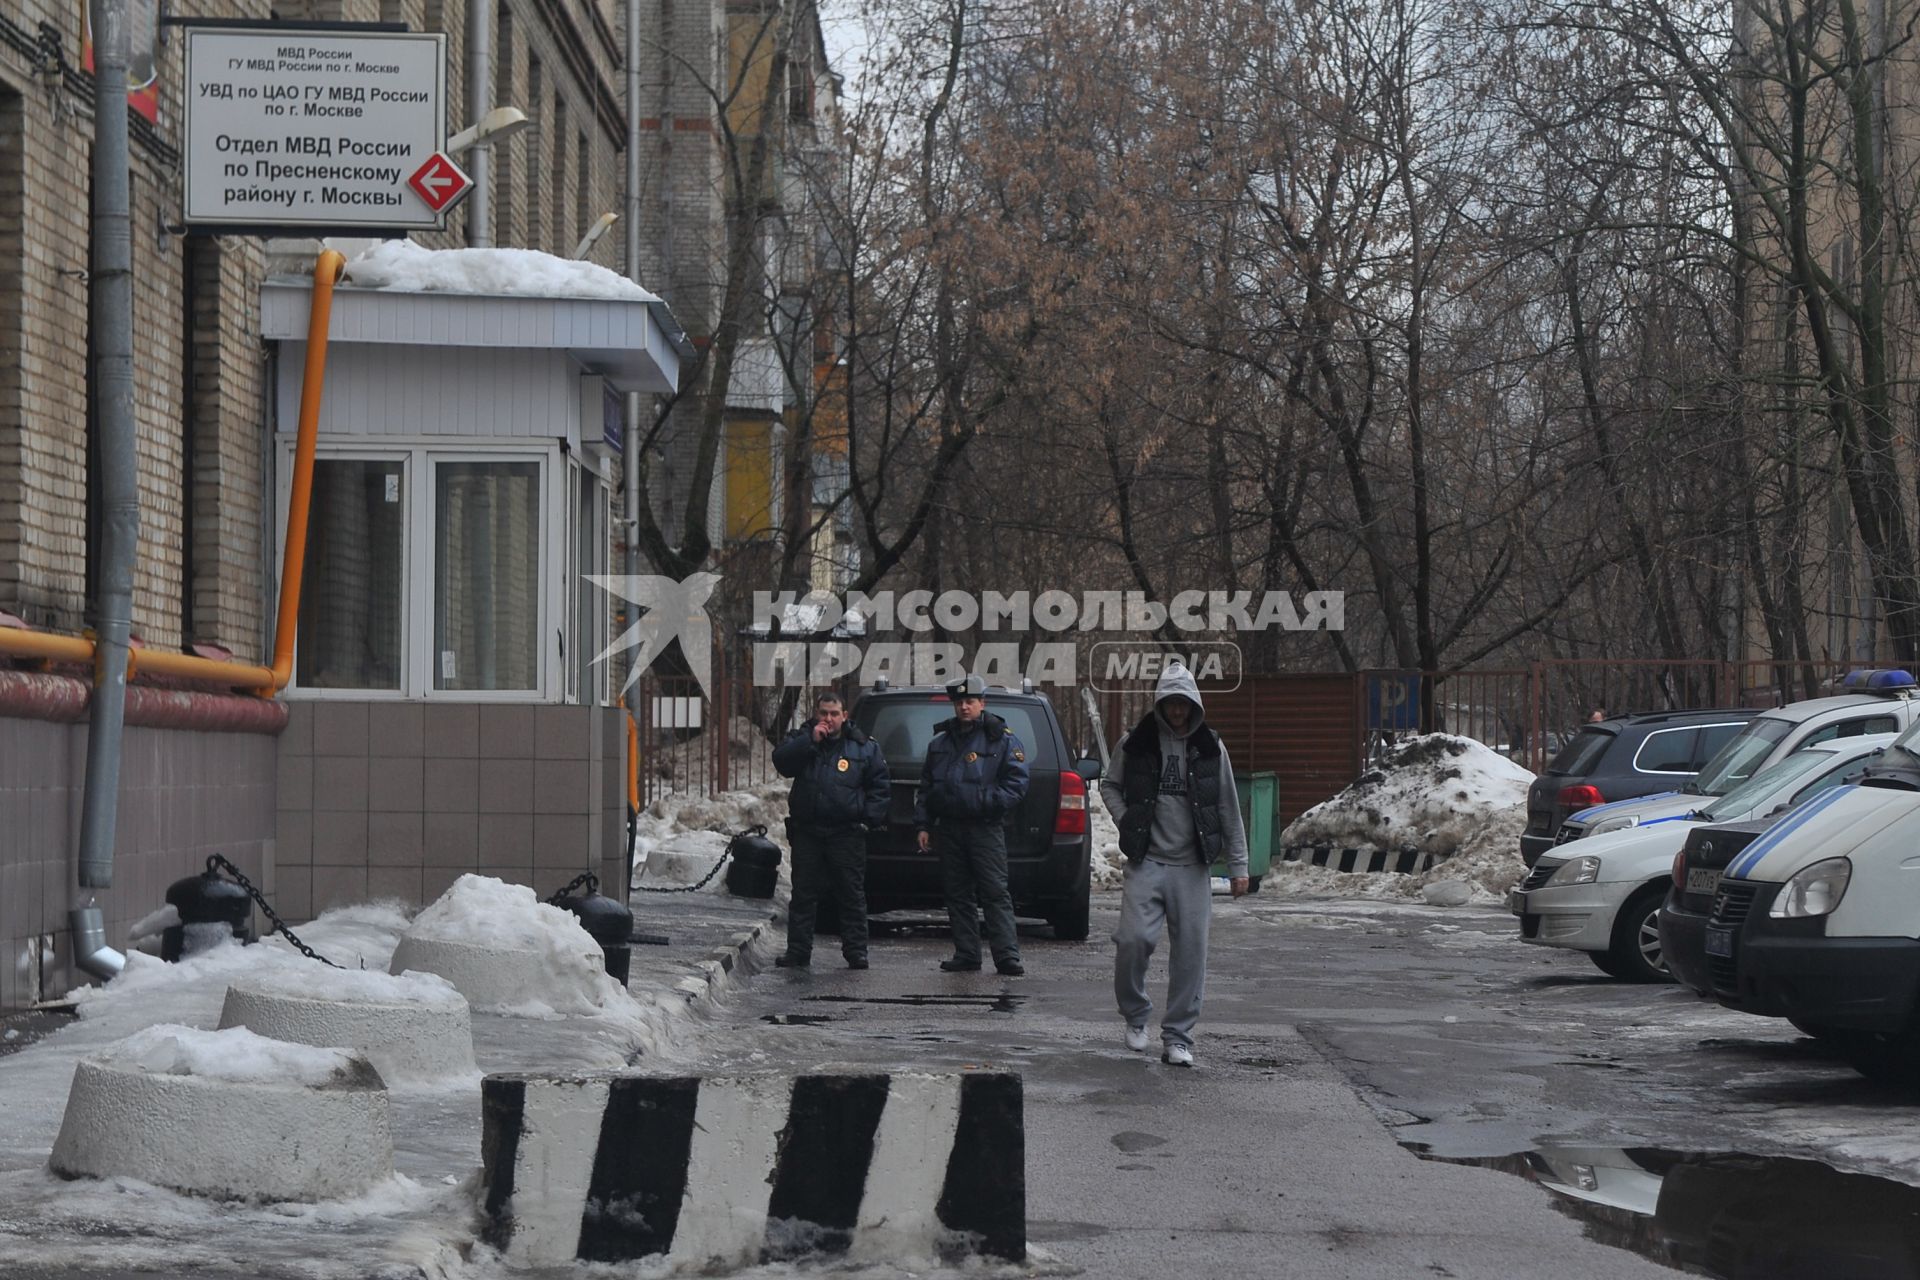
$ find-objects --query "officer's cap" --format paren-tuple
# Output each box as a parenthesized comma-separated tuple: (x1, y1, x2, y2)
(945, 673, 988, 699)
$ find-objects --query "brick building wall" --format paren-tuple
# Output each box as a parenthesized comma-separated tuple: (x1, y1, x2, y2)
(0, 0, 276, 656)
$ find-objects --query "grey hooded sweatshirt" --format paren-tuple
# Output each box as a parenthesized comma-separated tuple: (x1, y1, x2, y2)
(1100, 662, 1250, 875)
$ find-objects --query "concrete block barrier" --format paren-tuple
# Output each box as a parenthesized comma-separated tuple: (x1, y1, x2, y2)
(49, 1030, 392, 1202)
(217, 978, 477, 1084)
(480, 1071, 1023, 1269)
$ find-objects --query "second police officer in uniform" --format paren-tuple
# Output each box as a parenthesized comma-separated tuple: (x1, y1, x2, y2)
(914, 674, 1031, 975)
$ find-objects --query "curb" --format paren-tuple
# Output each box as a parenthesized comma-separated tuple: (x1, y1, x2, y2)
(665, 919, 780, 1004)
(480, 1070, 1024, 1269)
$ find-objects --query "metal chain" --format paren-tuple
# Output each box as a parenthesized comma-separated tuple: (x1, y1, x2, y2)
(544, 871, 600, 905)
(632, 829, 741, 894)
(208, 854, 340, 969)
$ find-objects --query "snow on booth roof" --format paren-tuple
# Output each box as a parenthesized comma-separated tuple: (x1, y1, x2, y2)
(342, 240, 661, 302)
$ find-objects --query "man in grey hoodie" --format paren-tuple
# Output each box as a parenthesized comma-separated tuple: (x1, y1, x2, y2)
(1101, 661, 1249, 1067)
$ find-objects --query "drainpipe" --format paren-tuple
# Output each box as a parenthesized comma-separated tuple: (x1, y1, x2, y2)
(624, 0, 644, 868)
(77, 0, 134, 896)
(467, 1, 492, 248)
(70, 0, 135, 975)
(624, 0, 643, 590)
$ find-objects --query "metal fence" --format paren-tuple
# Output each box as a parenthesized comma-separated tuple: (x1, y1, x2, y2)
(635, 655, 1914, 808)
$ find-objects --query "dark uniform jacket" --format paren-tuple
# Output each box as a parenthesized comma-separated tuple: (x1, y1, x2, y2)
(913, 712, 1030, 830)
(773, 721, 891, 831)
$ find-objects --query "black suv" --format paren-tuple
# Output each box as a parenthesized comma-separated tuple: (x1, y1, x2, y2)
(847, 683, 1096, 940)
(1520, 709, 1756, 865)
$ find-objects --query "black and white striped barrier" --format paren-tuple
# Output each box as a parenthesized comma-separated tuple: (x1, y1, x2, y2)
(1279, 844, 1444, 874)
(480, 1071, 1023, 1269)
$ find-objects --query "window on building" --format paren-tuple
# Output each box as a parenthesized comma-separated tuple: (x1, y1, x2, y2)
(724, 416, 776, 542)
(550, 95, 569, 256)
(496, 5, 517, 244)
(527, 57, 545, 248)
(789, 49, 813, 120)
(286, 445, 566, 700)
(432, 460, 541, 692)
(299, 459, 406, 690)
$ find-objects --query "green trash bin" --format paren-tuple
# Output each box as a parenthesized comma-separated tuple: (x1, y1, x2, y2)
(1214, 771, 1276, 891)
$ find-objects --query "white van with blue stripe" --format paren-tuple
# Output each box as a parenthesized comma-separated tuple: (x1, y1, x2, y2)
(1680, 716, 1920, 1078)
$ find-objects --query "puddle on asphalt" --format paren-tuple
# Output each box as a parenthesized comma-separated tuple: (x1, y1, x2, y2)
(801, 993, 1028, 1013)
(1408, 1139, 1920, 1277)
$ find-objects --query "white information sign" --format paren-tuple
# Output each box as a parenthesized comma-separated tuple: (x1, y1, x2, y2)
(182, 28, 450, 231)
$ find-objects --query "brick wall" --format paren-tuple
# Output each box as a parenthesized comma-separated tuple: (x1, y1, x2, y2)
(0, 0, 276, 657)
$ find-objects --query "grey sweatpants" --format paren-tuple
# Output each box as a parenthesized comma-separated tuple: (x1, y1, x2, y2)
(1113, 857, 1213, 1048)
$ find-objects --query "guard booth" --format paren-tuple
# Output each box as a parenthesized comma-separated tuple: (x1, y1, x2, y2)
(261, 269, 682, 919)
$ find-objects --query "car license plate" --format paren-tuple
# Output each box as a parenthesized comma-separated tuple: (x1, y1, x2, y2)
(1705, 927, 1733, 959)
(1507, 889, 1525, 915)
(1686, 868, 1721, 897)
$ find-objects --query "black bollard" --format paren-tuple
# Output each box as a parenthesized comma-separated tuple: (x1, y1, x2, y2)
(723, 825, 782, 899)
(160, 860, 256, 961)
(553, 881, 636, 985)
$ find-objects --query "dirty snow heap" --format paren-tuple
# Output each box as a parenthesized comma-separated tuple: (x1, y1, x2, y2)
(1282, 734, 1533, 874)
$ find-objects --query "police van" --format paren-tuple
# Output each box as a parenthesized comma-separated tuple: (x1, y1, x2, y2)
(1665, 701, 1920, 1080)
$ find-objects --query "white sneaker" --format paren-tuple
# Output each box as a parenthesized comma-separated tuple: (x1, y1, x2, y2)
(1124, 1024, 1150, 1052)
(1162, 1043, 1194, 1068)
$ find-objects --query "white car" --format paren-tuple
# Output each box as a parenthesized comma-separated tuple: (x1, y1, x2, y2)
(1509, 735, 1895, 981)
(1553, 673, 1920, 846)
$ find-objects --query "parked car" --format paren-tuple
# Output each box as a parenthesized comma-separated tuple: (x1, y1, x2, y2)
(1511, 735, 1894, 981)
(1659, 712, 1920, 1079)
(1520, 709, 1755, 866)
(1547, 670, 1920, 853)
(845, 682, 1098, 940)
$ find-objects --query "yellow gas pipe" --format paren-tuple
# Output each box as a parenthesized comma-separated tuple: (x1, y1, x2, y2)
(0, 250, 346, 694)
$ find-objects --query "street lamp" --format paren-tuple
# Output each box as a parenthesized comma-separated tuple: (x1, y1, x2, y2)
(573, 212, 618, 261)
(447, 106, 533, 157)
(449, 107, 531, 249)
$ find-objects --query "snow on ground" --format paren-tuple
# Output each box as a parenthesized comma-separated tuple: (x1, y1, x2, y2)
(100, 1023, 364, 1086)
(1272, 734, 1533, 905)
(402, 876, 641, 1020)
(633, 781, 791, 891)
(0, 877, 733, 1278)
(343, 240, 659, 302)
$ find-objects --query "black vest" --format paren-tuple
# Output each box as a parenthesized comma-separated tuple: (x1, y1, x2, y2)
(1117, 713, 1224, 862)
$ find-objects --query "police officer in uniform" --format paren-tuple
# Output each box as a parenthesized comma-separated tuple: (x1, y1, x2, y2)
(914, 674, 1031, 975)
(772, 690, 890, 969)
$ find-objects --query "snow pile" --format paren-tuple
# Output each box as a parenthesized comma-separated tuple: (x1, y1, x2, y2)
(633, 783, 789, 890)
(237, 965, 465, 1011)
(263, 901, 412, 973)
(400, 876, 633, 1018)
(343, 241, 659, 302)
(1276, 734, 1533, 902)
(96, 1024, 363, 1087)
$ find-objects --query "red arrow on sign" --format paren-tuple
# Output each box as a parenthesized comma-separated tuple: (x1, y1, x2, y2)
(407, 153, 472, 214)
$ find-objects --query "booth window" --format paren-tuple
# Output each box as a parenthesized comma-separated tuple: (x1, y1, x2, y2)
(299, 459, 405, 690)
(433, 461, 541, 692)
(286, 446, 562, 700)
